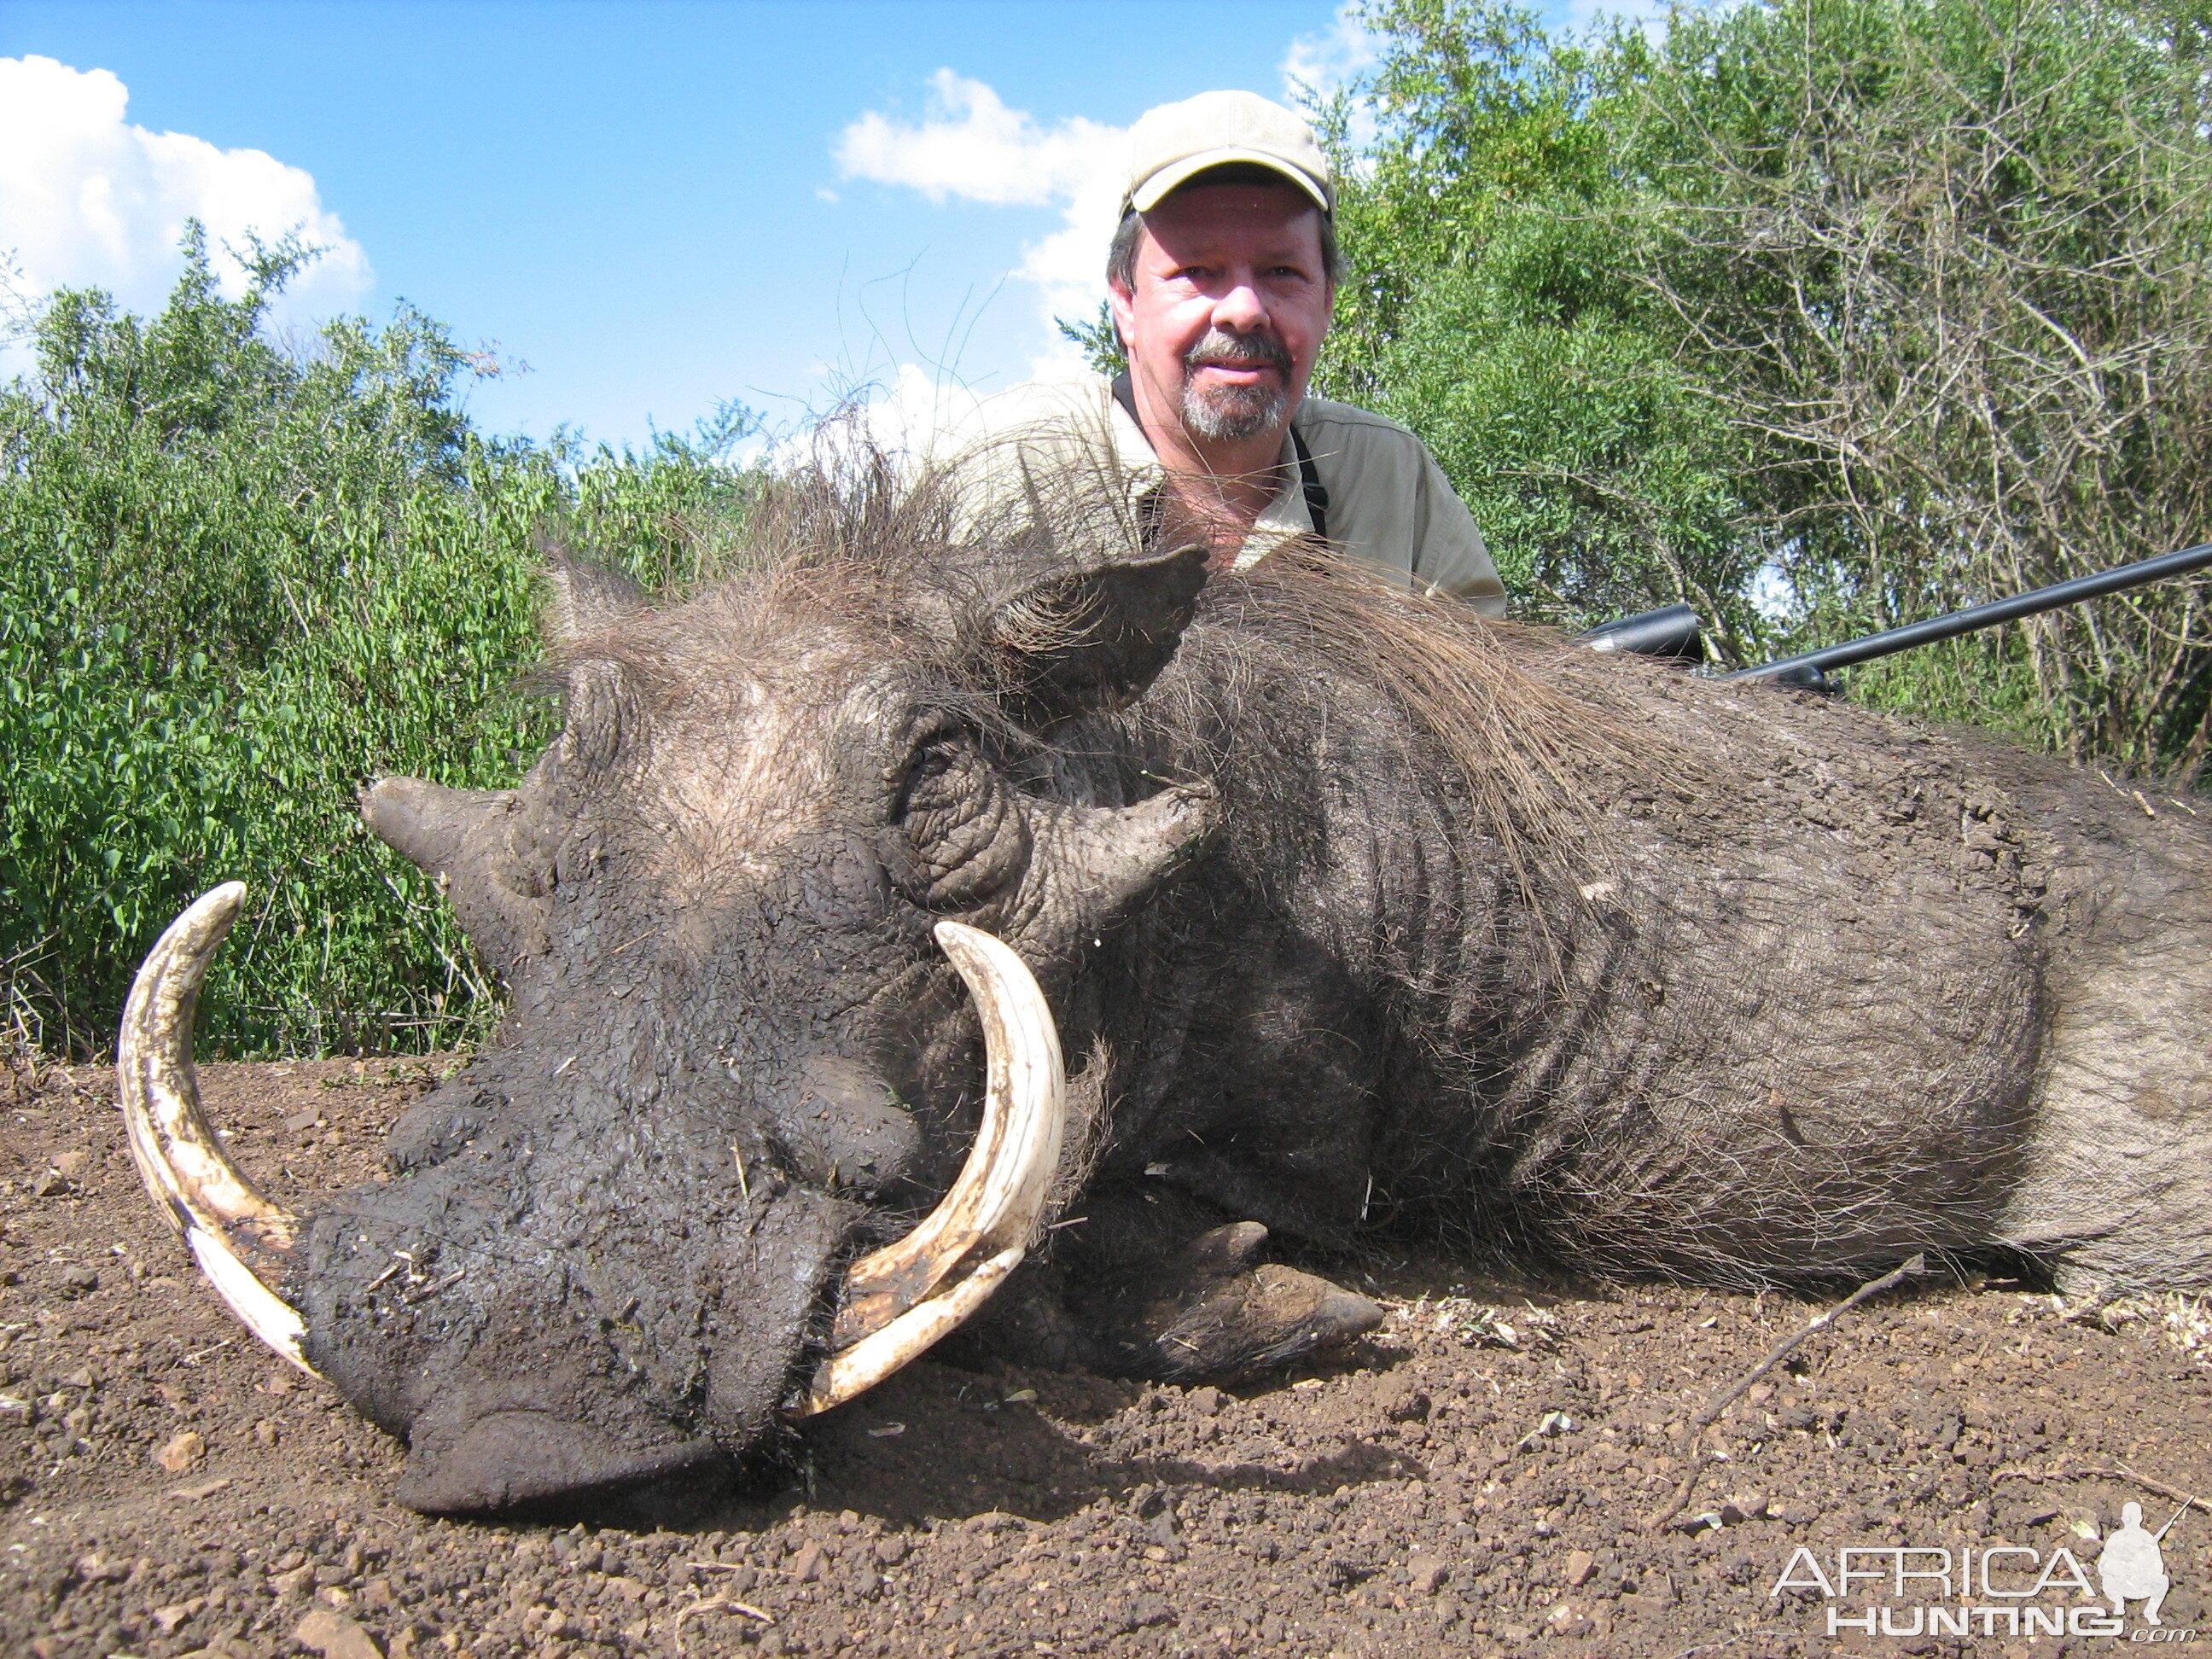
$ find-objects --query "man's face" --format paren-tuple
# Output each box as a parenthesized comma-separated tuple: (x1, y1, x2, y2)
(1109, 183, 1333, 450)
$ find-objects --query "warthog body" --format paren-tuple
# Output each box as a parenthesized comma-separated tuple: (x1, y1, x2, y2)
(136, 466, 2212, 1516)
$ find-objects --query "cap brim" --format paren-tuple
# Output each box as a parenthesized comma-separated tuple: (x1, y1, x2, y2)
(1126, 148, 1331, 215)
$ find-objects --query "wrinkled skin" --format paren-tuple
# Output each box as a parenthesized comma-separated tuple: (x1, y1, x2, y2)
(302, 544, 1248, 1516)
(294, 523, 2212, 1521)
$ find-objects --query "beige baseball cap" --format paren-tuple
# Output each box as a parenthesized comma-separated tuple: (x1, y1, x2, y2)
(1121, 90, 1333, 216)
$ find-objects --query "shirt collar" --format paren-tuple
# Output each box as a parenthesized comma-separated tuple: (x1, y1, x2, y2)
(1103, 382, 1314, 564)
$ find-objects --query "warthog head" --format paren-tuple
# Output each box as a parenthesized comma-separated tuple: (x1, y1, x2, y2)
(119, 481, 1220, 1516)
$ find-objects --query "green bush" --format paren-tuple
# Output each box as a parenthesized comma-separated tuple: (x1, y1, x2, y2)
(1317, 1, 1765, 659)
(0, 230, 760, 1056)
(1331, 0, 2212, 774)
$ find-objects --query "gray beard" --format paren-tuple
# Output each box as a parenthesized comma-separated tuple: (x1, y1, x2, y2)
(1180, 378, 1289, 443)
(1177, 327, 1295, 443)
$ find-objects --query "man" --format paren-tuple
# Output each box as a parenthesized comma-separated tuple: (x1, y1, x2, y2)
(946, 89, 1505, 614)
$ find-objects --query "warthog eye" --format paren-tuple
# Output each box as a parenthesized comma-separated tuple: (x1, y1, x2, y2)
(891, 728, 1032, 910)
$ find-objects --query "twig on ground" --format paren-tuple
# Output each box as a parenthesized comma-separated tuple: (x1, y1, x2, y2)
(672, 1592, 775, 1657)
(1644, 1254, 1925, 1532)
(1993, 1463, 2212, 1516)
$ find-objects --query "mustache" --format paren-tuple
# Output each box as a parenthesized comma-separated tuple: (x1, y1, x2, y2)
(1182, 329, 1294, 377)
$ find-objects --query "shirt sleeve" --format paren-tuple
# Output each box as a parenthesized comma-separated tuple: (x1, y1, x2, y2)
(1408, 444, 1508, 618)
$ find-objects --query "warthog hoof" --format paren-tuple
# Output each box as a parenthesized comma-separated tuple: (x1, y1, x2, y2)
(1110, 1223, 1384, 1379)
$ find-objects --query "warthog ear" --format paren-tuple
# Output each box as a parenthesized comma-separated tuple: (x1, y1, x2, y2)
(361, 777, 549, 975)
(986, 544, 1209, 727)
(539, 536, 649, 647)
(558, 659, 635, 772)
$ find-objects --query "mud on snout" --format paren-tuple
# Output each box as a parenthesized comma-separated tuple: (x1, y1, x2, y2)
(116, 885, 1068, 1521)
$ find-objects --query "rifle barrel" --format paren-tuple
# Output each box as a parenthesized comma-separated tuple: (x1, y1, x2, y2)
(1726, 541, 2212, 682)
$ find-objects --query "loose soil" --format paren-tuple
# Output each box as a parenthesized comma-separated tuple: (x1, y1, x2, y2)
(3, 1057, 2209, 1659)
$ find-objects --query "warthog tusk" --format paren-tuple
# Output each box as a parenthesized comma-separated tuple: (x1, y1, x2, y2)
(797, 920, 1066, 1416)
(117, 882, 317, 1376)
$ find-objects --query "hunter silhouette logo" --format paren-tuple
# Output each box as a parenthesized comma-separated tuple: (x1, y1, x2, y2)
(1771, 1493, 2197, 1641)
(2101, 1502, 2183, 1626)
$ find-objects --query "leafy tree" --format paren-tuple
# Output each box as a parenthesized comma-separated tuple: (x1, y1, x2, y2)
(1336, 0, 2212, 775)
(1610, 0, 2212, 771)
(1318, 1, 1764, 655)
(0, 229, 760, 1055)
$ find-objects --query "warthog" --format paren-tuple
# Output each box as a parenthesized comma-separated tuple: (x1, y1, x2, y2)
(119, 459, 2212, 1518)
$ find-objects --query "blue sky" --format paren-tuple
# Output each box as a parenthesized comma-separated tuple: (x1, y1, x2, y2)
(0, 0, 1597, 451)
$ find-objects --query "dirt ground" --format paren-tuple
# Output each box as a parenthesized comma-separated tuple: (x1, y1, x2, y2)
(3, 1056, 2210, 1659)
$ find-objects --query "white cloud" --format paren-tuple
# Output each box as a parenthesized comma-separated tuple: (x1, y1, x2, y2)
(1565, 0, 1676, 39)
(1281, 6, 1381, 159)
(835, 70, 1127, 381)
(849, 360, 992, 455)
(1280, 5, 1378, 102)
(836, 69, 1120, 209)
(0, 54, 372, 347)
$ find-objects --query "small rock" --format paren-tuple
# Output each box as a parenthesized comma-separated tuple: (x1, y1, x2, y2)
(75, 1552, 131, 1584)
(60, 1368, 93, 1390)
(1324, 1558, 1377, 1590)
(154, 1429, 206, 1472)
(30, 1169, 70, 1197)
(271, 1562, 317, 1598)
(151, 1600, 199, 1633)
(254, 1418, 280, 1447)
(49, 1151, 88, 1179)
(1408, 1552, 1449, 1594)
(1720, 1492, 1768, 1524)
(788, 1542, 826, 1583)
(1565, 1548, 1597, 1587)
(1384, 1385, 1432, 1423)
(1188, 1385, 1225, 1416)
(1545, 1599, 1598, 1638)
(1118, 1594, 1173, 1632)
(1519, 1410, 1576, 1449)
(873, 1535, 909, 1566)
(294, 1606, 383, 1659)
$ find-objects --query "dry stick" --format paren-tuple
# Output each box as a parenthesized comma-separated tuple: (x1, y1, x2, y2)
(671, 1590, 776, 1659)
(1994, 1463, 2212, 1518)
(1644, 1254, 1926, 1533)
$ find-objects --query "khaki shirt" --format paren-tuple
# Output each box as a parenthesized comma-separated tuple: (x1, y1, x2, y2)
(932, 375, 1507, 616)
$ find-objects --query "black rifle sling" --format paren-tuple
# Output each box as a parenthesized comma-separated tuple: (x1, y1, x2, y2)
(1109, 370, 1329, 542)
(1289, 426, 1330, 541)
